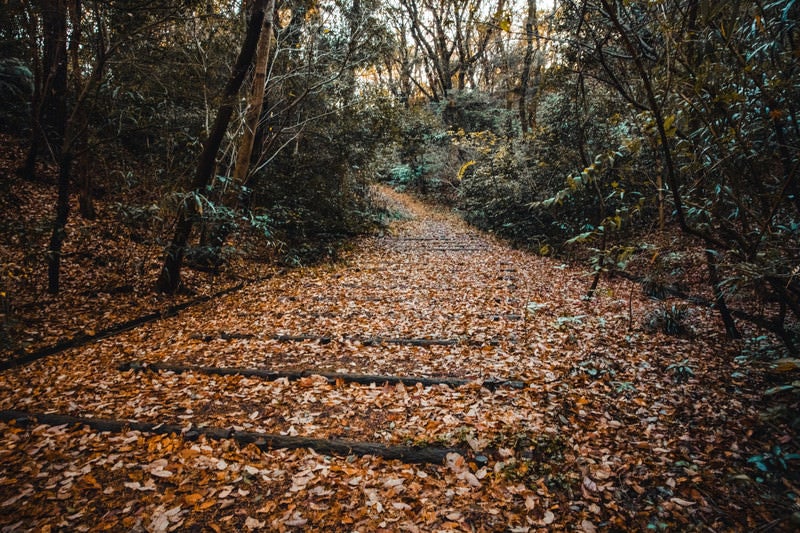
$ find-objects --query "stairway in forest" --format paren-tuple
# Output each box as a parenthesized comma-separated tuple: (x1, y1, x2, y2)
(0, 186, 765, 531)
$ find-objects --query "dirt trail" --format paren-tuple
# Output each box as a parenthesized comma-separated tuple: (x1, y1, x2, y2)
(0, 187, 779, 531)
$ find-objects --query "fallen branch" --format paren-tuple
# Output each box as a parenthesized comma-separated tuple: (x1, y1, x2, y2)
(117, 361, 525, 390)
(0, 410, 462, 464)
(387, 237, 469, 242)
(190, 333, 508, 346)
(0, 282, 246, 371)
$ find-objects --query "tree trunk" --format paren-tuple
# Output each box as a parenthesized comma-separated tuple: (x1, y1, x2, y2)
(21, 0, 67, 179)
(77, 147, 94, 219)
(17, 5, 41, 180)
(519, 0, 536, 134)
(69, 0, 95, 220)
(705, 249, 740, 339)
(231, 0, 275, 189)
(43, 0, 68, 293)
(45, 0, 108, 293)
(201, 0, 276, 262)
(157, 0, 270, 293)
(598, 0, 688, 233)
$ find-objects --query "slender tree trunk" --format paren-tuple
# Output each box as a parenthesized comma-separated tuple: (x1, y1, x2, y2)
(42, 0, 68, 293)
(46, 61, 106, 292)
(519, 0, 536, 134)
(19, 126, 41, 181)
(705, 250, 740, 339)
(17, 5, 40, 180)
(231, 0, 275, 189)
(67, 0, 94, 220)
(200, 0, 276, 263)
(76, 141, 94, 219)
(157, 0, 270, 293)
(22, 0, 67, 180)
(40, 0, 68, 161)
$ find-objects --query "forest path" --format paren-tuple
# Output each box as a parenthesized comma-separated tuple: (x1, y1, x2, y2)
(114, 184, 587, 381)
(0, 187, 762, 531)
(170, 185, 581, 380)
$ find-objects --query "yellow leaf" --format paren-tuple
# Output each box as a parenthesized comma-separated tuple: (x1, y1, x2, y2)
(457, 160, 475, 181)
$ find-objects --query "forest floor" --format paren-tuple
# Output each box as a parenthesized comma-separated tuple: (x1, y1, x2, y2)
(1, 180, 798, 531)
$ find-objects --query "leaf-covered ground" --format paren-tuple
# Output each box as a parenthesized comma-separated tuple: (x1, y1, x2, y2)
(1, 186, 798, 531)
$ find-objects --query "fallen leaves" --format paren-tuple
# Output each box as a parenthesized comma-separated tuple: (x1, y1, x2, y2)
(0, 188, 795, 531)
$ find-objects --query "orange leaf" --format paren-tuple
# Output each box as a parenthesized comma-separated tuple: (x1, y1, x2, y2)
(198, 499, 217, 510)
(82, 473, 102, 489)
(185, 493, 204, 505)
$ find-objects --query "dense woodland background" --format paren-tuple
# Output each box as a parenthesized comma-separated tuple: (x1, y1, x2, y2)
(1, 0, 800, 529)
(3, 0, 799, 350)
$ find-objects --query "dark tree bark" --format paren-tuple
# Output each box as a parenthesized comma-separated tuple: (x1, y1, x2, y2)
(231, 0, 275, 191)
(40, 0, 68, 157)
(69, 0, 95, 220)
(20, 0, 68, 180)
(597, 0, 685, 233)
(157, 0, 270, 293)
(46, 0, 107, 293)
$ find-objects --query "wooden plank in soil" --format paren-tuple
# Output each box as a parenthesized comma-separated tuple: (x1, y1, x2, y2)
(273, 335, 459, 347)
(118, 361, 526, 391)
(428, 247, 489, 252)
(0, 410, 463, 465)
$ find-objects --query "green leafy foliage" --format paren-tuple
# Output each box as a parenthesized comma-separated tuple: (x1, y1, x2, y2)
(748, 446, 800, 474)
(0, 58, 32, 133)
(437, 90, 514, 134)
(665, 359, 695, 383)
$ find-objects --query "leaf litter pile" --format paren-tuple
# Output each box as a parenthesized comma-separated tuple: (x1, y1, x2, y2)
(1, 188, 798, 531)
